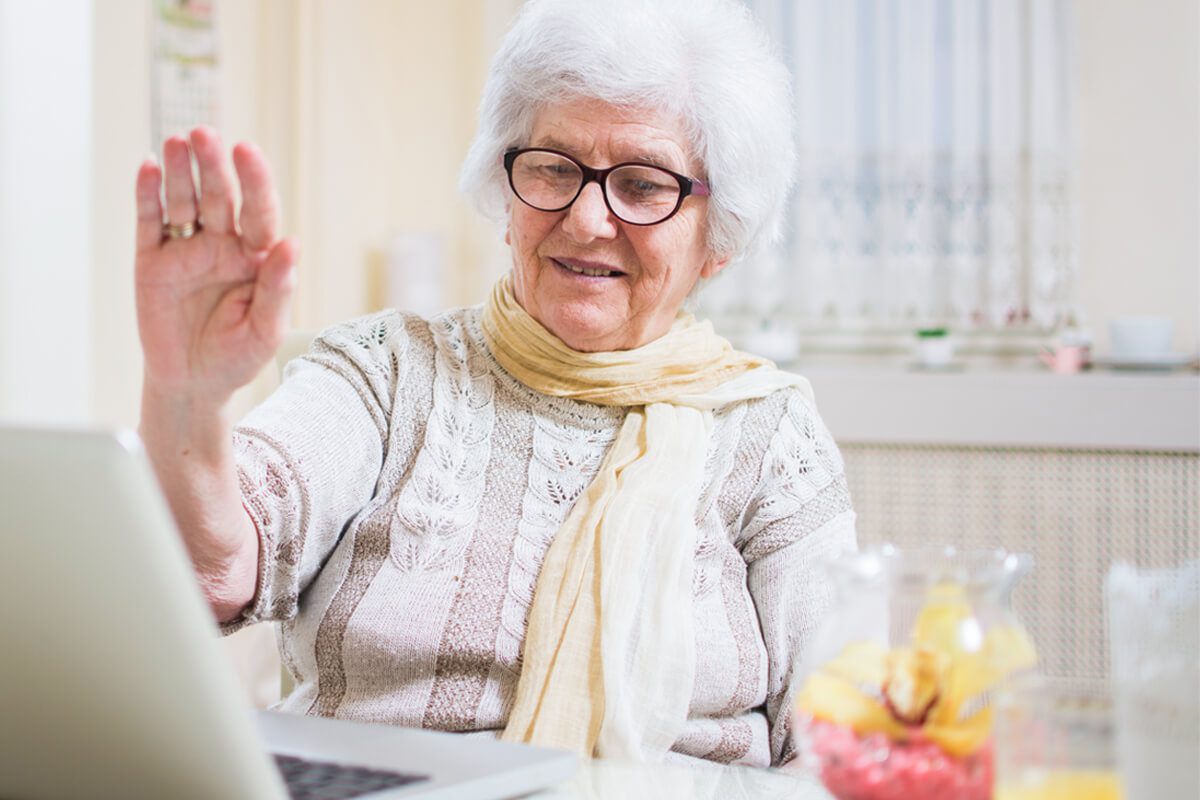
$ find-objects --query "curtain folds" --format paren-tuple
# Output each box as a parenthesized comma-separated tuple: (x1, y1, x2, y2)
(709, 0, 1076, 335)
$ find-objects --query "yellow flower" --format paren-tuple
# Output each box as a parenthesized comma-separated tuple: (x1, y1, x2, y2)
(883, 646, 950, 725)
(797, 583, 1037, 758)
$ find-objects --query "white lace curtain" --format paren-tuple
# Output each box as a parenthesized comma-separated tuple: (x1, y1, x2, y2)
(705, 0, 1076, 334)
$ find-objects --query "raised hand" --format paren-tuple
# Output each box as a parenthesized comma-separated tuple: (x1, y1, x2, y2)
(135, 127, 299, 407)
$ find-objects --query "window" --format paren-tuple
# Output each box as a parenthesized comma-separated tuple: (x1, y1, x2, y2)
(704, 0, 1076, 355)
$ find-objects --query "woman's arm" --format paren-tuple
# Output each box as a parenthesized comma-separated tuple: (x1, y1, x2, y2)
(222, 313, 403, 633)
(747, 513, 856, 766)
(135, 127, 298, 622)
(738, 390, 858, 766)
(139, 388, 261, 622)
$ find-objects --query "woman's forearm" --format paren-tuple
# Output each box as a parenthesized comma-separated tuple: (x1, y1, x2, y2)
(139, 380, 260, 622)
(132, 130, 296, 623)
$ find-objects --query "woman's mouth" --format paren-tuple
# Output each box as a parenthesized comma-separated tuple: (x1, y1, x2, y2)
(552, 258, 625, 278)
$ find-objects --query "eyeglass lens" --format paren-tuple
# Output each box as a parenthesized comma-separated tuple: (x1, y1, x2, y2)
(509, 150, 682, 225)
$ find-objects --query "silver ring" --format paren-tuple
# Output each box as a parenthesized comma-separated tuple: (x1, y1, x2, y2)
(163, 220, 201, 240)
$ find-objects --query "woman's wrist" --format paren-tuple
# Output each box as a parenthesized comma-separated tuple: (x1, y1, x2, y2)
(139, 379, 237, 465)
(138, 374, 256, 586)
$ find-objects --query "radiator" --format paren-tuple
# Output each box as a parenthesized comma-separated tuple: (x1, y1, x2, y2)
(841, 444, 1200, 683)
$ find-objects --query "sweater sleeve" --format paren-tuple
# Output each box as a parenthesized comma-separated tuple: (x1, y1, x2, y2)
(221, 311, 407, 634)
(739, 389, 858, 766)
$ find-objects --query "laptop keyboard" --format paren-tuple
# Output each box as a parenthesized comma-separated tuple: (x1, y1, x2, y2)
(273, 753, 428, 799)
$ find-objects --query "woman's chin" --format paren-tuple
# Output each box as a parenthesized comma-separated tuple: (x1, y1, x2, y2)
(554, 327, 623, 353)
(545, 310, 630, 352)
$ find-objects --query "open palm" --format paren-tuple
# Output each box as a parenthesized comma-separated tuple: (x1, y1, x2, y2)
(135, 127, 298, 406)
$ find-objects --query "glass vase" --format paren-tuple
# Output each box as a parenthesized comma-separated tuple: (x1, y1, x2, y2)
(794, 545, 1036, 800)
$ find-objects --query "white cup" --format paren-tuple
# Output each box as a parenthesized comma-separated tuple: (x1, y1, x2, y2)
(914, 332, 955, 367)
(1108, 316, 1174, 359)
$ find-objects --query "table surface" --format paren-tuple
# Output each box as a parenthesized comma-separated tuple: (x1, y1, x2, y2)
(528, 758, 834, 800)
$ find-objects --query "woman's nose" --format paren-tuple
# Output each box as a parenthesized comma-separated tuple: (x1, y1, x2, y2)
(561, 181, 618, 242)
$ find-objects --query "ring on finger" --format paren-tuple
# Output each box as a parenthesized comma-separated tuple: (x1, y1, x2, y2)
(163, 220, 202, 240)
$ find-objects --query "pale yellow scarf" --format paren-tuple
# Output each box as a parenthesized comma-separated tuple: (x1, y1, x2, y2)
(483, 275, 812, 761)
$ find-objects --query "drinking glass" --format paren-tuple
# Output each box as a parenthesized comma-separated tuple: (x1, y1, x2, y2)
(1106, 560, 1200, 798)
(993, 677, 1124, 800)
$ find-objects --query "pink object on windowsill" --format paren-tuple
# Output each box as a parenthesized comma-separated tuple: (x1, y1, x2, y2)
(1040, 345, 1088, 374)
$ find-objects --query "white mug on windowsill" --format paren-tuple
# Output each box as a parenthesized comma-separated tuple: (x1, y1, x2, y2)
(1109, 316, 1174, 360)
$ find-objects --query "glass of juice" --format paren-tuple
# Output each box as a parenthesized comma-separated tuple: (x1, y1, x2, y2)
(993, 677, 1124, 800)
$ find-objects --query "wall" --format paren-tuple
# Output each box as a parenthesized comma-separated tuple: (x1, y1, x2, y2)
(1075, 0, 1199, 355)
(0, 0, 93, 424)
(87, 0, 518, 428)
(91, 0, 150, 428)
(220, 1, 508, 333)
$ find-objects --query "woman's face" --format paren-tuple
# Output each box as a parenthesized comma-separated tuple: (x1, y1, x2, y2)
(505, 98, 728, 352)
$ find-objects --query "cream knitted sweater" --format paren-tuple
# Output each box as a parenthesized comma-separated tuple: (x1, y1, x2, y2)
(226, 306, 857, 768)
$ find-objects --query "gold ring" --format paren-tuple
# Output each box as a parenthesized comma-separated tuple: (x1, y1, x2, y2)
(163, 220, 201, 240)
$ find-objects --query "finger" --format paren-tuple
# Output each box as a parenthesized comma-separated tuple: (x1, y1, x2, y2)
(190, 126, 236, 235)
(162, 136, 199, 226)
(249, 237, 299, 352)
(135, 156, 164, 254)
(233, 142, 280, 251)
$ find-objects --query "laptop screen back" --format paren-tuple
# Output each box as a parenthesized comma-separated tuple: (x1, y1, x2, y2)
(0, 427, 286, 800)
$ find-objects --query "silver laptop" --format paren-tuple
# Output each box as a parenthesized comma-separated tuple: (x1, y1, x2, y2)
(0, 426, 576, 800)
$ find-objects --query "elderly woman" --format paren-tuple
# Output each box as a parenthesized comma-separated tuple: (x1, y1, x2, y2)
(134, 0, 855, 769)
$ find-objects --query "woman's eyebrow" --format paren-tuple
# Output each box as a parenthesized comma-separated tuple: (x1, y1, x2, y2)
(628, 152, 674, 169)
(531, 136, 680, 170)
(531, 135, 582, 154)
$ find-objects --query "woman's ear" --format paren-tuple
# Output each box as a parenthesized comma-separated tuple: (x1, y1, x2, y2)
(700, 253, 731, 280)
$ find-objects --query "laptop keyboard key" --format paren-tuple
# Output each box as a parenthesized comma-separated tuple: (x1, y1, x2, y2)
(273, 753, 428, 799)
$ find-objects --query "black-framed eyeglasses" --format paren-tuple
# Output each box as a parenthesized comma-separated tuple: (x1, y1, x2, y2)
(503, 147, 711, 226)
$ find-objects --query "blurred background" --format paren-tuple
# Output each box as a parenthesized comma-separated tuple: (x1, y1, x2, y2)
(0, 0, 1196, 708)
(0, 0, 1196, 427)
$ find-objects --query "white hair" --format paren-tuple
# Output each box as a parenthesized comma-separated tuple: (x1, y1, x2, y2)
(459, 0, 796, 264)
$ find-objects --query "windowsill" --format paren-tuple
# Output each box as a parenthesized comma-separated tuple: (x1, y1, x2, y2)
(787, 358, 1200, 452)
